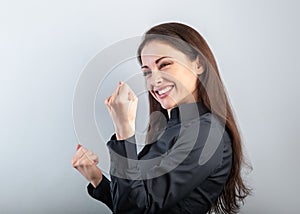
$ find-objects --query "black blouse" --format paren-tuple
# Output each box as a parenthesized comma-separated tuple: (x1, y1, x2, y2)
(87, 102, 232, 214)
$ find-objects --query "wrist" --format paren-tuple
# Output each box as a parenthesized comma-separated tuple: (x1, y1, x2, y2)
(90, 176, 102, 188)
(116, 124, 135, 140)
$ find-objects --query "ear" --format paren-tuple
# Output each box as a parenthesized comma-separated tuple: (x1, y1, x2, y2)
(194, 56, 204, 75)
(196, 64, 204, 75)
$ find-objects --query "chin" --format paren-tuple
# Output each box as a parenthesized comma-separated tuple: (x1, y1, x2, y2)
(150, 92, 178, 110)
(159, 100, 177, 110)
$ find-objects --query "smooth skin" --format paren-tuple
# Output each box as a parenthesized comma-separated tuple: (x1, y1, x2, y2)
(72, 81, 138, 187)
(72, 41, 204, 188)
(141, 41, 204, 113)
(72, 145, 102, 188)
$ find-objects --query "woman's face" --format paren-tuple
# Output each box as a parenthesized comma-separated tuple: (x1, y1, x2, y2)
(141, 41, 204, 110)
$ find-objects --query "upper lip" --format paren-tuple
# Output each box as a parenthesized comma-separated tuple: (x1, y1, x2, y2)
(153, 85, 174, 93)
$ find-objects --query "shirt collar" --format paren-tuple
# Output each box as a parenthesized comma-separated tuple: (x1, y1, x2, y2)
(169, 102, 210, 124)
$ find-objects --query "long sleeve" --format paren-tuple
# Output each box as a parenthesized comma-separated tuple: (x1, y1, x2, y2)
(106, 113, 232, 214)
(87, 175, 113, 211)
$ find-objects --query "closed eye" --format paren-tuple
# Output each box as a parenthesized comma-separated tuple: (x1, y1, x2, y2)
(159, 62, 172, 69)
(142, 70, 152, 77)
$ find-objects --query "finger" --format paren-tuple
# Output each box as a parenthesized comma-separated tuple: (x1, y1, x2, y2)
(104, 96, 110, 104)
(79, 150, 99, 165)
(72, 146, 90, 166)
(118, 82, 127, 95)
(118, 83, 134, 101)
(104, 96, 112, 111)
(104, 82, 123, 108)
(85, 150, 99, 163)
(88, 153, 99, 164)
(117, 81, 123, 95)
(76, 144, 82, 151)
(72, 144, 84, 166)
(111, 81, 123, 103)
(105, 95, 113, 105)
(78, 146, 88, 154)
(72, 147, 85, 165)
(81, 149, 94, 164)
(122, 84, 137, 101)
(128, 90, 136, 101)
(76, 156, 94, 167)
(74, 151, 94, 167)
(85, 150, 97, 161)
(125, 83, 136, 98)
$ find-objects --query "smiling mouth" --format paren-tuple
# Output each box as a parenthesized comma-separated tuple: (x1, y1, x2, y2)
(154, 85, 174, 99)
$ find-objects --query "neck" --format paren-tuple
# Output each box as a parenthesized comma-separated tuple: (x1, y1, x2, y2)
(167, 109, 171, 119)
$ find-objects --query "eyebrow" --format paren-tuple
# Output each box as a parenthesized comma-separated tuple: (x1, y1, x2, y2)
(141, 56, 171, 69)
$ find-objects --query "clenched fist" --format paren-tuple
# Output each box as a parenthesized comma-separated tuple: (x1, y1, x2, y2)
(72, 145, 102, 188)
(105, 81, 138, 140)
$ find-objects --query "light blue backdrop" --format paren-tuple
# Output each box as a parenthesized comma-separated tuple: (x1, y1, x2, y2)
(0, 0, 299, 213)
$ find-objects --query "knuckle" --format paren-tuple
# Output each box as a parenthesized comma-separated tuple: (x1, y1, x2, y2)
(71, 159, 77, 167)
(78, 160, 88, 167)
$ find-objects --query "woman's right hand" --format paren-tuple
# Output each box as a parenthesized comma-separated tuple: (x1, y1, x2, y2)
(72, 145, 103, 188)
(104, 81, 138, 140)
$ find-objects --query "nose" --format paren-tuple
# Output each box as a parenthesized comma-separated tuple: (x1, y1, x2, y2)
(150, 70, 163, 86)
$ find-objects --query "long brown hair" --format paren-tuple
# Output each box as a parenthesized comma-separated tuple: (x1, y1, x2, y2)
(137, 22, 251, 213)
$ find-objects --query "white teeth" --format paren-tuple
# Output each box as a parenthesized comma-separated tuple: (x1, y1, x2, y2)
(157, 86, 173, 95)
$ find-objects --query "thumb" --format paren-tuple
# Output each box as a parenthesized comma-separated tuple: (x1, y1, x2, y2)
(76, 144, 82, 151)
(127, 88, 137, 102)
(128, 91, 134, 101)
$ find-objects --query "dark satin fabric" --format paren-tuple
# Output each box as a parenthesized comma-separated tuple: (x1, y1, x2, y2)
(87, 102, 232, 214)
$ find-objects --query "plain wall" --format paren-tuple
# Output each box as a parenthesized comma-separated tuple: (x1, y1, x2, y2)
(0, 0, 299, 213)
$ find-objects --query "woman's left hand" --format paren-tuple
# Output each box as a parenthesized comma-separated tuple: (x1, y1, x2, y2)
(105, 81, 138, 140)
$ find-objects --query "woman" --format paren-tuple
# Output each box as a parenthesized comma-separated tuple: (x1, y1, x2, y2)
(72, 22, 251, 214)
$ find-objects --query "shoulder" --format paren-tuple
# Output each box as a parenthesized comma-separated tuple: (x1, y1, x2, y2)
(179, 112, 232, 163)
(181, 112, 226, 138)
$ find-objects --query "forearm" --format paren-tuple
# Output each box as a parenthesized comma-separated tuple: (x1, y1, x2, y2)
(115, 123, 135, 140)
(87, 175, 113, 211)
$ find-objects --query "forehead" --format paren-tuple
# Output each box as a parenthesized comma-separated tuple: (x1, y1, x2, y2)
(140, 41, 188, 64)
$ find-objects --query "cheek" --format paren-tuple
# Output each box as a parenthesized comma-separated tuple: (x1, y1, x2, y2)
(146, 79, 152, 90)
(177, 76, 198, 93)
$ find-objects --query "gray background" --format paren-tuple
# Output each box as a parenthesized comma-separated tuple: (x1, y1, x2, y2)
(0, 0, 299, 213)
